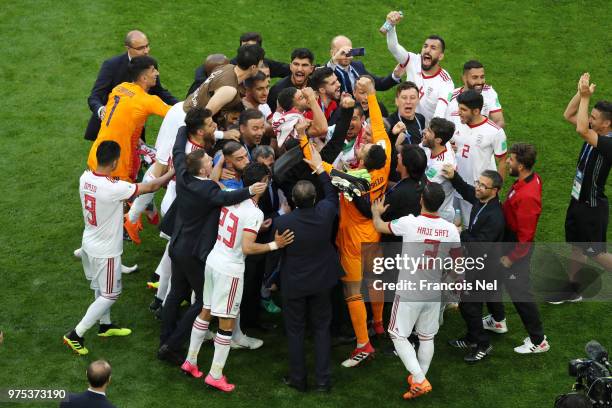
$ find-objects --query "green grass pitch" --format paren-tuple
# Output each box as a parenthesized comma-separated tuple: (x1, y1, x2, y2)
(0, 1, 610, 407)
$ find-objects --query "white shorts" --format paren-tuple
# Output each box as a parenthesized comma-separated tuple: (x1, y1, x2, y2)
(81, 250, 122, 299)
(203, 264, 243, 319)
(388, 295, 440, 338)
(155, 101, 186, 164)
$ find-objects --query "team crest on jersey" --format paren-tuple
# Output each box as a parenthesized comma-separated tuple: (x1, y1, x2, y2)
(501, 140, 507, 150)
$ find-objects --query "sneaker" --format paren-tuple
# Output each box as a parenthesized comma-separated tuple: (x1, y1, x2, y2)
(514, 336, 550, 354)
(147, 281, 160, 290)
(231, 335, 263, 350)
(123, 214, 143, 245)
(448, 338, 476, 350)
(482, 314, 508, 333)
(261, 298, 281, 314)
(341, 342, 375, 367)
(63, 330, 88, 355)
(464, 345, 493, 363)
(181, 361, 203, 378)
(403, 378, 432, 400)
(73, 247, 82, 258)
(205, 374, 235, 392)
(98, 324, 132, 337)
(372, 320, 385, 337)
(145, 208, 160, 225)
(547, 292, 583, 305)
(121, 264, 139, 274)
(331, 177, 362, 201)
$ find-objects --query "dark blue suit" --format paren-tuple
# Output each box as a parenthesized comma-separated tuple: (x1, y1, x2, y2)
(85, 52, 177, 140)
(60, 390, 116, 408)
(274, 172, 343, 387)
(328, 60, 399, 95)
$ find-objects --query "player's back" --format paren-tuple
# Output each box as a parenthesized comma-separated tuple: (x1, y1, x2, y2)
(79, 170, 136, 258)
(421, 145, 457, 222)
(184, 64, 242, 112)
(207, 198, 263, 277)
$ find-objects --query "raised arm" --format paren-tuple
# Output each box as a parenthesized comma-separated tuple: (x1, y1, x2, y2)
(563, 75, 583, 126)
(576, 73, 599, 147)
(172, 127, 189, 178)
(320, 94, 355, 163)
(385, 12, 410, 66)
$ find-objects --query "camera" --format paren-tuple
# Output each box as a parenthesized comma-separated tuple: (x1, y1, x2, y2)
(557, 340, 612, 407)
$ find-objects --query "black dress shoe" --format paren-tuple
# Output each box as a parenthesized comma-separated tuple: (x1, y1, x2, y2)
(157, 344, 184, 366)
(331, 334, 356, 347)
(282, 376, 307, 392)
(314, 383, 331, 393)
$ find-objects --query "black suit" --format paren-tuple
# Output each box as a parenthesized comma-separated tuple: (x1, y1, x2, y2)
(450, 172, 505, 347)
(85, 52, 177, 141)
(160, 126, 251, 351)
(186, 57, 290, 96)
(328, 60, 399, 95)
(60, 390, 116, 408)
(274, 172, 343, 387)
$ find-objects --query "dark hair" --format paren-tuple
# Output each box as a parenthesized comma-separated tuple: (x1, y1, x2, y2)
(291, 48, 314, 64)
(426, 35, 446, 52)
(594, 100, 612, 123)
(292, 180, 316, 208)
(239, 108, 265, 127)
(353, 104, 365, 117)
(509, 143, 537, 170)
(399, 144, 426, 180)
(186, 149, 207, 176)
(457, 89, 484, 111)
(364, 145, 387, 171)
(87, 360, 111, 388)
(463, 60, 484, 73)
(554, 393, 593, 408)
(395, 81, 420, 98)
(429, 117, 455, 145)
(422, 182, 445, 212)
(242, 162, 271, 187)
(481, 170, 503, 191)
(239, 32, 262, 46)
(236, 44, 265, 70)
(277, 87, 298, 111)
(244, 71, 268, 89)
(96, 141, 121, 166)
(222, 140, 244, 157)
(185, 107, 213, 135)
(310, 67, 335, 91)
(128, 55, 158, 82)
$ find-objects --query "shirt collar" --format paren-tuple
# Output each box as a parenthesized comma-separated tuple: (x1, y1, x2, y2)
(88, 388, 106, 396)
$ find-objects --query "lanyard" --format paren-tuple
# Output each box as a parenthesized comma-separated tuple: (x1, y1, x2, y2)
(577, 143, 593, 172)
(469, 201, 488, 231)
(399, 113, 422, 144)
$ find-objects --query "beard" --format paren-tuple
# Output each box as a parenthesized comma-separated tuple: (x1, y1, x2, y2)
(421, 55, 439, 71)
(509, 167, 519, 177)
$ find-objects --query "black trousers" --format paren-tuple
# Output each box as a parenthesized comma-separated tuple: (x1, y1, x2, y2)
(283, 289, 332, 386)
(241, 253, 267, 329)
(159, 251, 204, 351)
(486, 253, 544, 344)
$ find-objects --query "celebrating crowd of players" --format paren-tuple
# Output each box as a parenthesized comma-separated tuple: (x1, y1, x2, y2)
(63, 10, 612, 401)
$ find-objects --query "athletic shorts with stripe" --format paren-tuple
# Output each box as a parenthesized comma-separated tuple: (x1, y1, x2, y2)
(388, 295, 440, 338)
(81, 250, 122, 299)
(203, 263, 242, 319)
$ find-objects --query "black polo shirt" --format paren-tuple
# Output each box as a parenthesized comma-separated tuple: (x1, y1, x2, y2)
(573, 132, 612, 207)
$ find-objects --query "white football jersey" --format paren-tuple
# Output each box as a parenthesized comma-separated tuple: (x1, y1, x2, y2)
(80, 171, 137, 258)
(206, 198, 264, 277)
(389, 214, 461, 300)
(402, 52, 454, 124)
(155, 101, 187, 166)
(420, 144, 457, 222)
(453, 118, 507, 186)
(444, 85, 502, 128)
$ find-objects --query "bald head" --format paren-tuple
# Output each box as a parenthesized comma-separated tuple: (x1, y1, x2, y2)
(204, 54, 230, 77)
(331, 35, 352, 50)
(87, 360, 112, 389)
(124, 30, 149, 57)
(330, 35, 353, 68)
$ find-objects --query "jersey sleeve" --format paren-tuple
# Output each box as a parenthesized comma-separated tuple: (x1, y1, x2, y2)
(243, 208, 264, 235)
(494, 128, 508, 157)
(487, 88, 502, 113)
(147, 95, 170, 117)
(597, 135, 612, 160)
(110, 180, 138, 202)
(388, 215, 415, 237)
(433, 80, 454, 119)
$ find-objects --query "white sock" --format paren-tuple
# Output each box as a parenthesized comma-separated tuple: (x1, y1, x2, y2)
(75, 296, 116, 337)
(231, 314, 244, 342)
(417, 337, 435, 376)
(94, 290, 112, 325)
(155, 244, 172, 301)
(127, 170, 156, 223)
(186, 318, 209, 365)
(392, 335, 425, 383)
(210, 332, 232, 379)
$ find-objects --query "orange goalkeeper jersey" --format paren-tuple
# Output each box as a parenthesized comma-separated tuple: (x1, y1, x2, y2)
(336, 94, 391, 258)
(87, 82, 169, 181)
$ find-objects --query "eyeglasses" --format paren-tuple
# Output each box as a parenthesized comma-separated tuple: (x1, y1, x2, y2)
(129, 43, 150, 51)
(474, 181, 495, 190)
